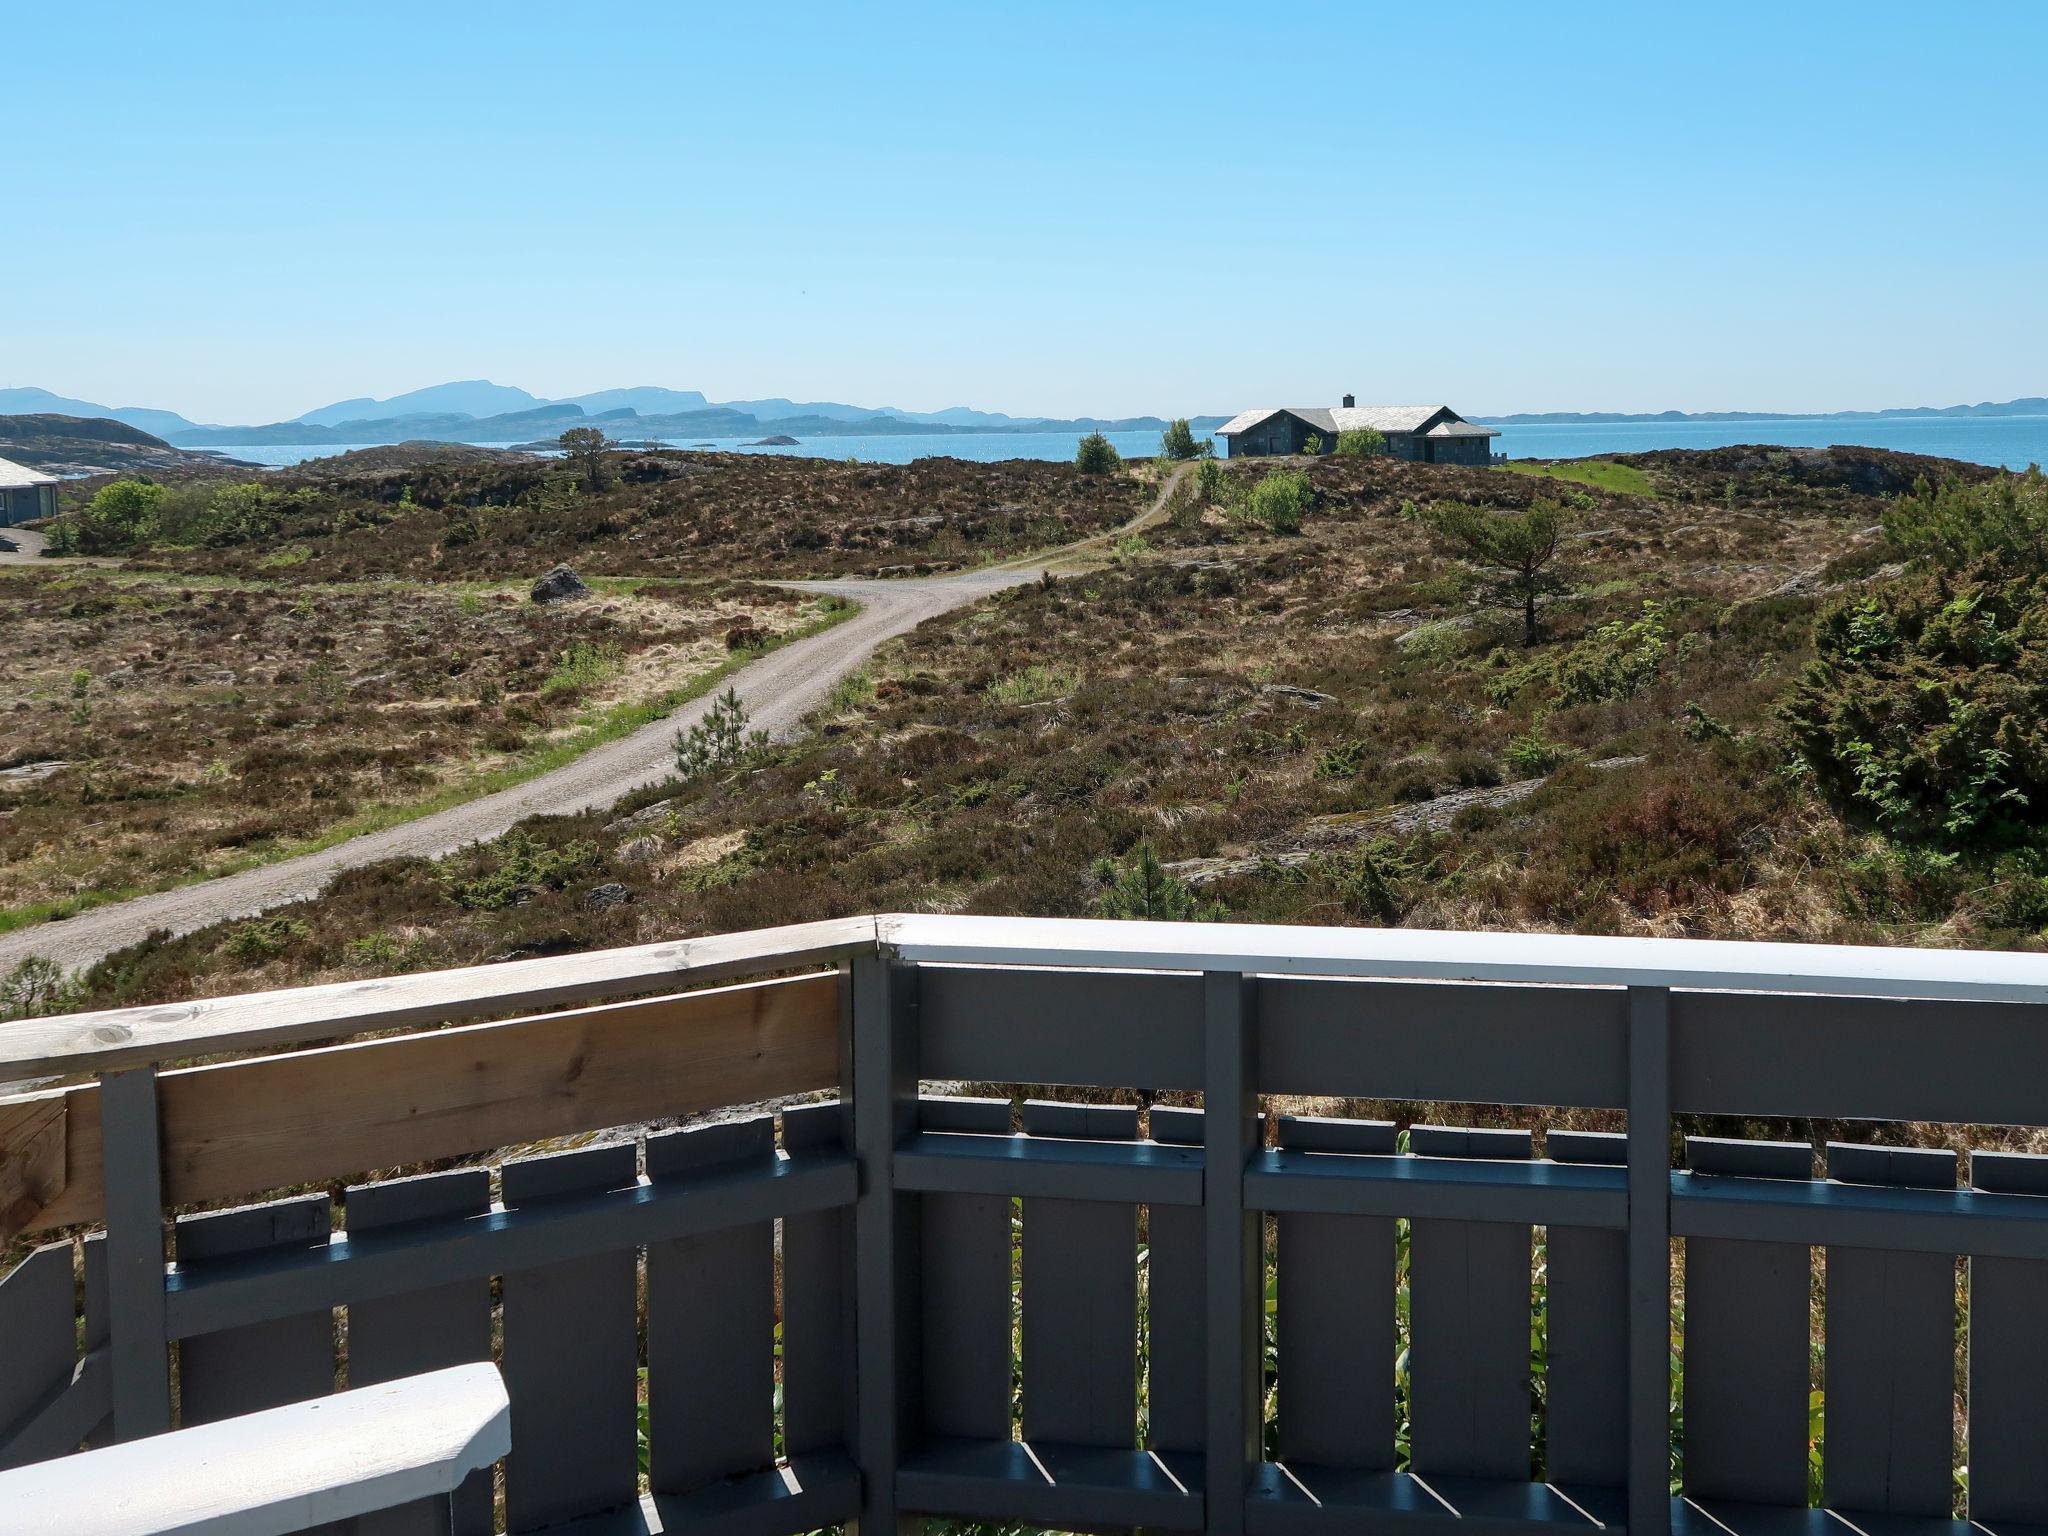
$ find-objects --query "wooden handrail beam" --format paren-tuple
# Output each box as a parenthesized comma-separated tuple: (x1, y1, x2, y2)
(0, 915, 875, 1079)
(9, 971, 841, 1235)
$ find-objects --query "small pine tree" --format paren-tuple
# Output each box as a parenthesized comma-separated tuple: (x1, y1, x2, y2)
(0, 956, 82, 1020)
(1423, 498, 1572, 645)
(1091, 842, 1225, 921)
(1159, 418, 1201, 461)
(673, 687, 769, 778)
(1075, 432, 1121, 475)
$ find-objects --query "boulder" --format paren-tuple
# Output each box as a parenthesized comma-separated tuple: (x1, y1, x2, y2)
(615, 835, 664, 865)
(586, 881, 632, 910)
(604, 798, 676, 836)
(531, 565, 592, 604)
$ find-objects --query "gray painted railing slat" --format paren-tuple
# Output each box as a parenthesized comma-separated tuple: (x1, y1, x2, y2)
(1820, 1142, 1959, 1518)
(174, 1194, 337, 1427)
(1966, 1151, 2048, 1525)
(1019, 1100, 1140, 1447)
(1682, 1137, 1814, 1508)
(1147, 1105, 1208, 1461)
(647, 1118, 779, 1497)
(345, 1168, 495, 1536)
(1274, 1116, 1397, 1472)
(778, 1101, 854, 1464)
(916, 1097, 1014, 1443)
(1406, 1126, 1537, 1481)
(1544, 1130, 1630, 1492)
(0, 1242, 82, 1471)
(500, 1141, 640, 1533)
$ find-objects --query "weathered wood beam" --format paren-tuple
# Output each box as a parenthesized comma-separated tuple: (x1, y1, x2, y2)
(0, 1096, 65, 1244)
(0, 914, 877, 1079)
(8, 971, 841, 1235)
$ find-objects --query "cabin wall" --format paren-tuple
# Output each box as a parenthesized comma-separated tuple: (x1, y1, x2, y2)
(0, 485, 57, 527)
(1227, 415, 1322, 457)
(1425, 436, 1494, 466)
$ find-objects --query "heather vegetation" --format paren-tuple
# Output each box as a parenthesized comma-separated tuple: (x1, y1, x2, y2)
(0, 567, 824, 924)
(42, 447, 1151, 580)
(43, 441, 2048, 1016)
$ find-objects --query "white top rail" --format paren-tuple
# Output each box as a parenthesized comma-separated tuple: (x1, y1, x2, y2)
(879, 913, 2048, 1003)
(6, 912, 2048, 1081)
(0, 1362, 508, 1536)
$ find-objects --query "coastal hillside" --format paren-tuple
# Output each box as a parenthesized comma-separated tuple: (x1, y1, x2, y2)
(24, 442, 2048, 1011)
(0, 413, 245, 477)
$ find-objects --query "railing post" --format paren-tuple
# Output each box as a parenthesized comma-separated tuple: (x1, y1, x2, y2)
(99, 1067, 171, 1441)
(1627, 986, 1672, 1536)
(1204, 971, 1259, 1534)
(850, 953, 920, 1534)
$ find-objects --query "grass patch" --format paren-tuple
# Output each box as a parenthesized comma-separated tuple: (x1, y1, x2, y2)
(986, 663, 1079, 706)
(542, 640, 626, 695)
(1497, 460, 1654, 496)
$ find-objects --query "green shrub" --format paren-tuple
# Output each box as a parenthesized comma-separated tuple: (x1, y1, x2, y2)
(1159, 419, 1201, 461)
(1313, 739, 1368, 779)
(1882, 467, 2048, 574)
(1781, 568, 2048, 848)
(1194, 457, 1227, 506)
(1328, 837, 1417, 923)
(1092, 841, 1224, 921)
(1548, 601, 1677, 707)
(828, 664, 876, 713)
(1301, 433, 1324, 457)
(440, 829, 602, 910)
(1335, 428, 1387, 458)
(50, 479, 164, 554)
(1244, 470, 1313, 534)
(1398, 619, 1471, 664)
(542, 640, 625, 696)
(1506, 729, 1573, 777)
(223, 914, 311, 960)
(1075, 432, 1120, 475)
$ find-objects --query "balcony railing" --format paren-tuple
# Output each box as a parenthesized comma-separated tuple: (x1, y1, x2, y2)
(4, 914, 2048, 1535)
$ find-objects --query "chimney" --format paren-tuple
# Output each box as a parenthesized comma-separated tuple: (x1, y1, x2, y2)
(1342, 393, 1355, 408)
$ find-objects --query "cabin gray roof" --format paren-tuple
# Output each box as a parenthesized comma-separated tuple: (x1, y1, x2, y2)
(0, 456, 59, 489)
(1426, 419, 1501, 438)
(1216, 405, 1462, 437)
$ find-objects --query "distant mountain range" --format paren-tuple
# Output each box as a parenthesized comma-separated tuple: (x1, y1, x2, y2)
(0, 381, 1201, 448)
(2, 382, 2043, 451)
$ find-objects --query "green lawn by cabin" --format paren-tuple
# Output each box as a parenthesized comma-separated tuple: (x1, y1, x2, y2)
(1495, 459, 1655, 496)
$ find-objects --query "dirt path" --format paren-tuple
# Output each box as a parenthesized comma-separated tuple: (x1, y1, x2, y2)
(0, 465, 1189, 975)
(0, 527, 51, 565)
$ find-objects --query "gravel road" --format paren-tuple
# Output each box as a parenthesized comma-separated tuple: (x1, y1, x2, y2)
(0, 464, 1188, 976)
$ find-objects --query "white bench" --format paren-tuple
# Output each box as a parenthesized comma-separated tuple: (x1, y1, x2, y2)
(0, 1362, 508, 1536)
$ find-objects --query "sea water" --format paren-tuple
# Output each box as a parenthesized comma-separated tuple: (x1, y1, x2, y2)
(203, 416, 2048, 472)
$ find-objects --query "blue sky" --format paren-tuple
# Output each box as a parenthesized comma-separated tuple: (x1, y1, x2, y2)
(6, 1, 2044, 423)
